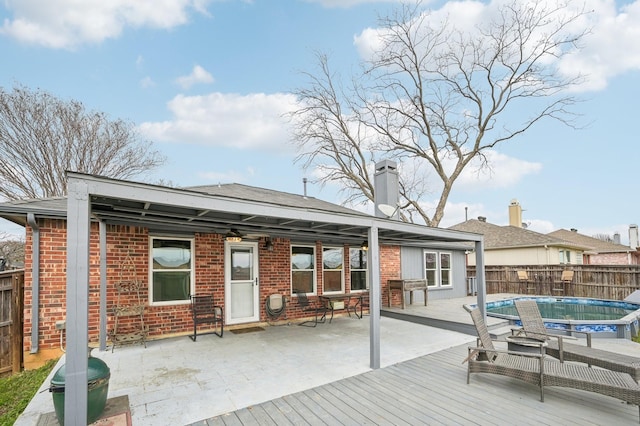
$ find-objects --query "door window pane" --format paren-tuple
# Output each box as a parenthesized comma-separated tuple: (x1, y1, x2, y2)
(231, 248, 252, 281)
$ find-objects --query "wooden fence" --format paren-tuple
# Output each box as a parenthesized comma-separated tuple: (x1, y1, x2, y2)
(0, 269, 24, 376)
(467, 265, 640, 300)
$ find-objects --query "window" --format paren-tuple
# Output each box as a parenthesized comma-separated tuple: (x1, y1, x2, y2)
(559, 250, 571, 264)
(150, 237, 194, 305)
(424, 251, 452, 288)
(349, 248, 368, 291)
(291, 245, 315, 294)
(323, 247, 343, 293)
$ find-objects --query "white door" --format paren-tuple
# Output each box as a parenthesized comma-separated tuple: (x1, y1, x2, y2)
(225, 241, 259, 324)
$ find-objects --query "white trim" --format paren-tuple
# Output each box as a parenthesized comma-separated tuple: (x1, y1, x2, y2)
(349, 247, 368, 292)
(291, 244, 317, 295)
(224, 240, 260, 325)
(148, 235, 195, 306)
(423, 250, 453, 289)
(322, 246, 344, 294)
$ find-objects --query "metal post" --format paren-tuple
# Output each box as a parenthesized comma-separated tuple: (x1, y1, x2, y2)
(65, 178, 90, 425)
(368, 225, 380, 369)
(99, 220, 107, 351)
(475, 239, 487, 321)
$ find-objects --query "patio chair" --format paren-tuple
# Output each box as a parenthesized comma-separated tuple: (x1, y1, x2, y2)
(265, 293, 287, 324)
(464, 306, 640, 417)
(294, 290, 329, 327)
(514, 299, 640, 382)
(189, 295, 223, 341)
(552, 270, 573, 295)
(517, 270, 536, 294)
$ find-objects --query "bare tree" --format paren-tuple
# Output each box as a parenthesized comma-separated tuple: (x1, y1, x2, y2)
(290, 0, 589, 226)
(592, 233, 614, 243)
(0, 231, 25, 269)
(0, 85, 166, 200)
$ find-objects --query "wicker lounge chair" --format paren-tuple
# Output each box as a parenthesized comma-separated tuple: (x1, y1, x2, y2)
(514, 299, 640, 382)
(464, 306, 640, 417)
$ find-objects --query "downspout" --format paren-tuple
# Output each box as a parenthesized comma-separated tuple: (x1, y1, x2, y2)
(27, 213, 40, 354)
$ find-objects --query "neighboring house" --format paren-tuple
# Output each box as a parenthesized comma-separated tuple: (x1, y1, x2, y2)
(547, 228, 640, 265)
(449, 200, 589, 266)
(0, 162, 483, 371)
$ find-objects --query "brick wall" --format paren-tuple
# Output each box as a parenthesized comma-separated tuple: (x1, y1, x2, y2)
(380, 245, 402, 307)
(23, 220, 400, 365)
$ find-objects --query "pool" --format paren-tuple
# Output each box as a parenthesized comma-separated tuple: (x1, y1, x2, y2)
(483, 296, 640, 339)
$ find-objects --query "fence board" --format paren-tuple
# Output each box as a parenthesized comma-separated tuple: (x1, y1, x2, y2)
(467, 265, 640, 299)
(0, 269, 24, 376)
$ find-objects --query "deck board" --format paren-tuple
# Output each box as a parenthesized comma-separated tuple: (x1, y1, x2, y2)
(200, 343, 640, 425)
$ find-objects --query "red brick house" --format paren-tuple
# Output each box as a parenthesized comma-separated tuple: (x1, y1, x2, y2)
(0, 168, 486, 423)
(547, 228, 640, 265)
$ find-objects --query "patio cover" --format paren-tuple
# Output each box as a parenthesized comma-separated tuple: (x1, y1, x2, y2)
(62, 172, 486, 426)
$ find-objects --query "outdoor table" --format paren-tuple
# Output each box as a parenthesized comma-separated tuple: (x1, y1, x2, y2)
(319, 293, 365, 323)
(388, 279, 428, 309)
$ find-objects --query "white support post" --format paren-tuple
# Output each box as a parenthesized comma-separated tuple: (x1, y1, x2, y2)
(368, 225, 380, 369)
(99, 220, 107, 351)
(65, 178, 91, 425)
(474, 239, 487, 321)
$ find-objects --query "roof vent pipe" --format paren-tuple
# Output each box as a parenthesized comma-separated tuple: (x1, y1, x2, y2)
(303, 177, 308, 199)
(27, 213, 40, 354)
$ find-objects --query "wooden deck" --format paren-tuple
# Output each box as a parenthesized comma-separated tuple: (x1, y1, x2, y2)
(192, 343, 639, 426)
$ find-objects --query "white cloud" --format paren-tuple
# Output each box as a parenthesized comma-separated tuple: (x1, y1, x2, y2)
(304, 0, 409, 8)
(525, 219, 556, 235)
(354, 0, 640, 93)
(453, 150, 543, 191)
(175, 65, 215, 89)
(138, 92, 298, 152)
(198, 167, 255, 183)
(140, 76, 155, 88)
(0, 0, 211, 49)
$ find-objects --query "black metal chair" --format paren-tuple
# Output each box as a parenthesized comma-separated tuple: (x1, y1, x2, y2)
(294, 290, 329, 327)
(189, 295, 223, 341)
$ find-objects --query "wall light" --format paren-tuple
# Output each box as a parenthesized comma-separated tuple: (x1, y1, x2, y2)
(361, 240, 369, 251)
(225, 229, 243, 242)
(265, 237, 274, 251)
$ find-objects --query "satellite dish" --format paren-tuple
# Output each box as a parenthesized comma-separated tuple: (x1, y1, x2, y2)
(378, 203, 399, 218)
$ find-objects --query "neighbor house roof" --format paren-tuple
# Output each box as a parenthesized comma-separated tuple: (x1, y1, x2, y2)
(449, 219, 588, 251)
(547, 229, 635, 254)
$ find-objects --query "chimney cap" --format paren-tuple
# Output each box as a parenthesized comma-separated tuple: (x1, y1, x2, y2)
(478, 216, 486, 222)
(570, 228, 578, 232)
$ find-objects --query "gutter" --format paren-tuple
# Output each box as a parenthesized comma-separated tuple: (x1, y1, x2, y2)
(27, 213, 40, 354)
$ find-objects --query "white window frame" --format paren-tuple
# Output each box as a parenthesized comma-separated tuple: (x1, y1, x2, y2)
(149, 235, 195, 306)
(424, 250, 453, 289)
(322, 246, 344, 294)
(349, 248, 368, 292)
(291, 244, 317, 295)
(559, 250, 572, 264)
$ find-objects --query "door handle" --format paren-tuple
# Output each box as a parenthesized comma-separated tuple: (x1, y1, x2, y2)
(254, 277, 258, 286)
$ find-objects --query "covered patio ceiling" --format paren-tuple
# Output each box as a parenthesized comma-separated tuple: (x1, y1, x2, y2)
(86, 178, 480, 248)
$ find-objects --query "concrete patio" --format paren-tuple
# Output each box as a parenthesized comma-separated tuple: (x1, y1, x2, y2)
(16, 294, 640, 425)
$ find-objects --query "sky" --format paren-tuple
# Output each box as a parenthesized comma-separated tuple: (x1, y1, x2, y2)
(0, 0, 639, 244)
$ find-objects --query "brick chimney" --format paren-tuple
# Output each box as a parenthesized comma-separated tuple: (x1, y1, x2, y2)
(374, 160, 400, 220)
(508, 199, 523, 228)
